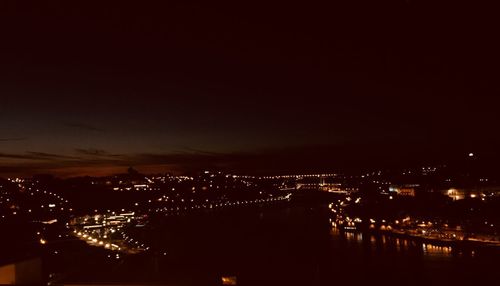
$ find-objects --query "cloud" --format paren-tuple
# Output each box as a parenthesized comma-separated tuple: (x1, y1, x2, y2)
(0, 148, 238, 177)
(0, 151, 81, 161)
(65, 123, 105, 132)
(178, 147, 222, 156)
(0, 146, 323, 177)
(0, 152, 42, 160)
(26, 152, 82, 160)
(2, 142, 485, 178)
(74, 148, 122, 157)
(0, 137, 27, 142)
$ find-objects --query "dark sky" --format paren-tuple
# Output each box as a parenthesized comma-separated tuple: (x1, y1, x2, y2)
(0, 1, 499, 177)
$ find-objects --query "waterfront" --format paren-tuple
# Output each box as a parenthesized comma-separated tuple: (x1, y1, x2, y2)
(60, 201, 499, 286)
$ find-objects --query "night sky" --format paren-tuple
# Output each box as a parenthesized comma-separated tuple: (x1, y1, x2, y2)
(1, 1, 499, 177)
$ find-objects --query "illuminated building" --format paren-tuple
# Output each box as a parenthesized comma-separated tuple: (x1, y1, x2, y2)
(389, 185, 417, 197)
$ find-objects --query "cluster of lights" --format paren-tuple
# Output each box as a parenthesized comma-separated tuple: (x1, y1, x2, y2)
(329, 197, 500, 247)
(151, 194, 292, 214)
(0, 181, 73, 220)
(72, 213, 137, 254)
(121, 232, 150, 252)
(260, 173, 339, 180)
(71, 192, 293, 254)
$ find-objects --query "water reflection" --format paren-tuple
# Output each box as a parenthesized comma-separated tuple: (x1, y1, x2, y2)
(330, 220, 489, 261)
(60, 204, 498, 286)
(331, 227, 456, 257)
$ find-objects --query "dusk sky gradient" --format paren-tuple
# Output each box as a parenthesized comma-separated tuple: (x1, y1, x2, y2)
(1, 1, 499, 176)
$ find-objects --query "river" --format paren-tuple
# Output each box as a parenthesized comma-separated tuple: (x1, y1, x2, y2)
(62, 202, 499, 286)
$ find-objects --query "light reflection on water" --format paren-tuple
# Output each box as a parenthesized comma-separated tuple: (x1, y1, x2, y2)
(72, 204, 497, 286)
(331, 226, 459, 259)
